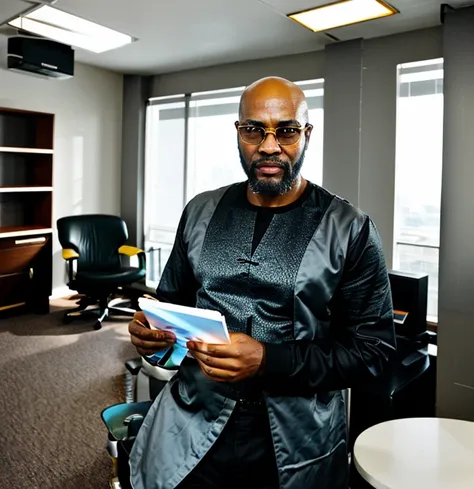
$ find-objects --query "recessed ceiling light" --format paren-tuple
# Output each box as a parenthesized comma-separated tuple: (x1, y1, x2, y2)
(288, 0, 399, 33)
(8, 6, 135, 53)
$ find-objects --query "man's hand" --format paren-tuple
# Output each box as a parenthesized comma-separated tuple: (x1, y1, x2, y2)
(187, 332, 264, 383)
(129, 311, 176, 357)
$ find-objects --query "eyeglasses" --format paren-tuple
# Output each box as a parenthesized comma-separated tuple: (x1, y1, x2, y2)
(236, 122, 312, 146)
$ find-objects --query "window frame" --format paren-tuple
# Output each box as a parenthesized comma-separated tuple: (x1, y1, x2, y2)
(393, 58, 444, 325)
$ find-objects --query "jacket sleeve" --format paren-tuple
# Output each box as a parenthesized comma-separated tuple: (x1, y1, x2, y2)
(260, 217, 397, 394)
(155, 209, 199, 308)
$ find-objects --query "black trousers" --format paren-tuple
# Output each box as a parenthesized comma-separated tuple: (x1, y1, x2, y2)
(177, 402, 279, 489)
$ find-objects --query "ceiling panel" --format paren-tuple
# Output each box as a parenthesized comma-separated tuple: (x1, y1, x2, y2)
(257, 1, 470, 42)
(0, 0, 34, 24)
(258, 0, 330, 15)
(0, 0, 470, 74)
(325, 0, 468, 40)
(52, 0, 329, 74)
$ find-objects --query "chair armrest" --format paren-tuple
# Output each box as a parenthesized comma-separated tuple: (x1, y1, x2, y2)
(119, 245, 144, 257)
(62, 248, 79, 260)
(62, 248, 79, 281)
(119, 245, 146, 269)
(125, 357, 143, 376)
(141, 357, 179, 381)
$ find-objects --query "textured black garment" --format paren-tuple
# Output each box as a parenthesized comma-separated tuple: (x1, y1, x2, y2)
(129, 181, 396, 489)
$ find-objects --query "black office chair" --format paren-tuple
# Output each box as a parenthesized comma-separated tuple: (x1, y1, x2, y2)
(57, 214, 146, 330)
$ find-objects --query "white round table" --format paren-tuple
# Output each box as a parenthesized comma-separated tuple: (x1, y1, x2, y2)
(353, 417, 474, 489)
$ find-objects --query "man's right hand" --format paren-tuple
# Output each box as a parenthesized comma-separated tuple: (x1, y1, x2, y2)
(129, 311, 176, 357)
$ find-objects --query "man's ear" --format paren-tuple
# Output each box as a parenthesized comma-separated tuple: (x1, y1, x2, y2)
(304, 123, 313, 149)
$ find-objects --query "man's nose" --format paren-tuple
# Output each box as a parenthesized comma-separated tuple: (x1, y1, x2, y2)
(258, 132, 281, 155)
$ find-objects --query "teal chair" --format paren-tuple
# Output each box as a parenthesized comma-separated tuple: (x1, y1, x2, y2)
(101, 400, 152, 488)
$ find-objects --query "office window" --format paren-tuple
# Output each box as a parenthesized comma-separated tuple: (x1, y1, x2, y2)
(143, 96, 186, 285)
(297, 80, 324, 187)
(393, 59, 444, 321)
(144, 80, 324, 286)
(186, 88, 245, 201)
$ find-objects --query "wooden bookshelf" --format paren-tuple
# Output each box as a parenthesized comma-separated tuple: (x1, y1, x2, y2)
(0, 226, 53, 239)
(0, 187, 53, 192)
(0, 147, 54, 154)
(0, 107, 54, 315)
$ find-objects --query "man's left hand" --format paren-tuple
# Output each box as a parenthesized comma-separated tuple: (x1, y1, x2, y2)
(187, 333, 264, 383)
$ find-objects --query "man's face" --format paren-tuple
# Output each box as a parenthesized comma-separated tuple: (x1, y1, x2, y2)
(237, 90, 312, 197)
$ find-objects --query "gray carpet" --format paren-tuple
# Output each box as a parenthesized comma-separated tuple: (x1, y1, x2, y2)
(0, 298, 138, 489)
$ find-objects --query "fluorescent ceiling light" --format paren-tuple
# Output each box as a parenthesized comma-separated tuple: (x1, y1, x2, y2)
(8, 6, 134, 53)
(288, 0, 398, 33)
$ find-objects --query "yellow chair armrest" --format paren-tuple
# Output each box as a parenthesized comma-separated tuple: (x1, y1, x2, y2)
(62, 249, 79, 260)
(119, 245, 144, 257)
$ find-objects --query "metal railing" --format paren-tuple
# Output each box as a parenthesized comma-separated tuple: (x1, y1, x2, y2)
(396, 241, 439, 250)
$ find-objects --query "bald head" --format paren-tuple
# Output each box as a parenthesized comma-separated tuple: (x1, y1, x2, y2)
(239, 76, 309, 125)
(236, 76, 313, 200)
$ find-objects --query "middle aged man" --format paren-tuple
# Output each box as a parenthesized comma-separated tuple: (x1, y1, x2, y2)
(128, 76, 397, 489)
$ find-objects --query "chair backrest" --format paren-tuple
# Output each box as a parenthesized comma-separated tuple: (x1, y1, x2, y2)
(57, 214, 128, 271)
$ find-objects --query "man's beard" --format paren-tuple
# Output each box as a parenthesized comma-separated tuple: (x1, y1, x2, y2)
(238, 146, 306, 197)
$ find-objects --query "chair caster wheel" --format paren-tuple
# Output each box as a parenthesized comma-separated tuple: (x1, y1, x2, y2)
(94, 320, 102, 330)
(63, 315, 73, 324)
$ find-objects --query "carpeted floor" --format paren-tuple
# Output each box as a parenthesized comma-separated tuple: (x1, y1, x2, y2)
(0, 298, 138, 489)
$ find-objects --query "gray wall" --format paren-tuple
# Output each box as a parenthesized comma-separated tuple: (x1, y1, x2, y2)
(121, 75, 151, 248)
(437, 5, 474, 421)
(151, 51, 325, 97)
(323, 40, 363, 209)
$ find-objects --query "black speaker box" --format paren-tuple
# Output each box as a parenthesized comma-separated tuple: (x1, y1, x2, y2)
(388, 270, 428, 339)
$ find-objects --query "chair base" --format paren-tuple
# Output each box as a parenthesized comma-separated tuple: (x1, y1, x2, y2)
(63, 295, 135, 330)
